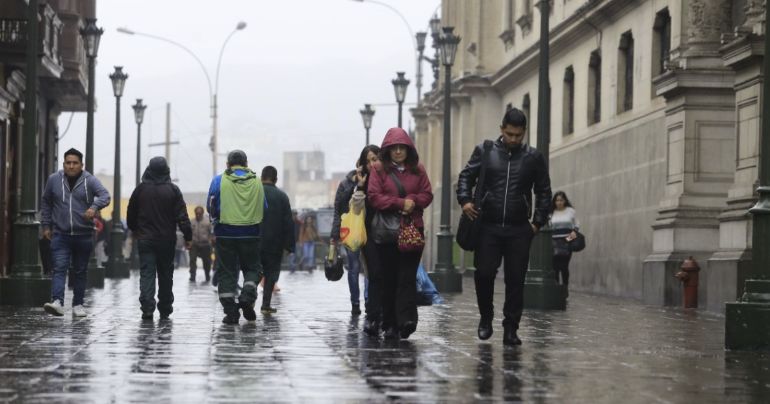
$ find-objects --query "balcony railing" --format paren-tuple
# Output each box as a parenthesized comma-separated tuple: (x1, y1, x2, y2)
(0, 19, 27, 53)
(0, 4, 63, 78)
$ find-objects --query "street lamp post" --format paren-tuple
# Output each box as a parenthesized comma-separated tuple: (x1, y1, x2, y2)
(128, 99, 146, 270)
(725, 4, 770, 350)
(79, 18, 105, 288)
(106, 66, 130, 279)
(431, 26, 462, 293)
(429, 15, 442, 86)
(0, 0, 51, 305)
(392, 72, 410, 128)
(522, 0, 567, 311)
(117, 22, 246, 177)
(359, 104, 375, 146)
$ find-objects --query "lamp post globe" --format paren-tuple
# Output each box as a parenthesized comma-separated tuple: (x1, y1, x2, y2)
(107, 66, 129, 278)
(439, 27, 461, 66)
(131, 99, 146, 187)
(360, 103, 375, 146)
(392, 72, 410, 128)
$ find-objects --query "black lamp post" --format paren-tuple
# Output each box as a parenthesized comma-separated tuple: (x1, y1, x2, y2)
(360, 104, 375, 146)
(128, 98, 146, 270)
(431, 26, 462, 293)
(392, 72, 410, 128)
(429, 15, 442, 86)
(79, 18, 103, 173)
(107, 66, 130, 278)
(725, 3, 770, 350)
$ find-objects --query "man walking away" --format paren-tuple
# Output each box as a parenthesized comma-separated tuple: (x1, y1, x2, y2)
(127, 157, 192, 320)
(456, 108, 552, 346)
(189, 206, 213, 283)
(259, 165, 295, 314)
(207, 150, 265, 324)
(41, 148, 111, 317)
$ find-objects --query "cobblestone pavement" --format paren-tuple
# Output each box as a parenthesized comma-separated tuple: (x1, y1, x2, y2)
(0, 267, 768, 403)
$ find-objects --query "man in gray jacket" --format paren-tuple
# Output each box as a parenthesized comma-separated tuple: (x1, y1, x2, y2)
(41, 148, 111, 316)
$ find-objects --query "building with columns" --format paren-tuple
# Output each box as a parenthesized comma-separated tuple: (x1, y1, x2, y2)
(412, 0, 765, 312)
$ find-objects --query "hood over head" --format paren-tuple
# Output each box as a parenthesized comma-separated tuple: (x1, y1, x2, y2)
(380, 127, 415, 151)
(142, 156, 171, 184)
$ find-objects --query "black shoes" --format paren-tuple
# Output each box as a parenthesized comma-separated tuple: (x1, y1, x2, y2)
(159, 312, 171, 320)
(363, 317, 381, 337)
(351, 304, 361, 316)
(383, 327, 400, 340)
(399, 321, 417, 339)
(222, 314, 240, 324)
(261, 307, 277, 315)
(503, 327, 522, 346)
(141, 311, 153, 320)
(239, 301, 257, 321)
(478, 318, 493, 340)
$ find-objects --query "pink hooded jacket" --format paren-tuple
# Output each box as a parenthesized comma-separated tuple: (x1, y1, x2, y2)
(368, 128, 433, 228)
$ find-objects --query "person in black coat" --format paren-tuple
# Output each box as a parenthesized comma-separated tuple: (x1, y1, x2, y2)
(127, 157, 192, 320)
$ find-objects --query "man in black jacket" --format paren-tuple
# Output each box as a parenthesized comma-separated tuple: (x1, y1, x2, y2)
(258, 166, 295, 314)
(128, 157, 192, 320)
(456, 108, 552, 346)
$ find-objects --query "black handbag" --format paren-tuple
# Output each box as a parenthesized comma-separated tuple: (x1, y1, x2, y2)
(568, 231, 586, 252)
(456, 140, 493, 251)
(372, 172, 407, 244)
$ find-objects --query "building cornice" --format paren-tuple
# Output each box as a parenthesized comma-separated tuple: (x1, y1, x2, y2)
(720, 33, 765, 70)
(653, 68, 735, 99)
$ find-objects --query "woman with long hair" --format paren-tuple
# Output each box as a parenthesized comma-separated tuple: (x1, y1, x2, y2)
(550, 191, 579, 290)
(368, 128, 433, 340)
(298, 215, 319, 271)
(330, 145, 380, 317)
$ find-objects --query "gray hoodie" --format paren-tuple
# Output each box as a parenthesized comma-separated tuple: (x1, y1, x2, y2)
(41, 170, 111, 236)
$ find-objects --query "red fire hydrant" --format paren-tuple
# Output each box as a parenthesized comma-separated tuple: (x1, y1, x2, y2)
(674, 256, 700, 308)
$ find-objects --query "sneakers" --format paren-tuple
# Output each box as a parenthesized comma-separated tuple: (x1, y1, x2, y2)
(72, 305, 87, 317)
(239, 301, 257, 321)
(43, 301, 64, 316)
(261, 307, 277, 315)
(351, 304, 361, 316)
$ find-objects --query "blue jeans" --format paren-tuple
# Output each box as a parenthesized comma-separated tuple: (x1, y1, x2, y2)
(50, 234, 93, 306)
(301, 241, 315, 270)
(345, 247, 369, 306)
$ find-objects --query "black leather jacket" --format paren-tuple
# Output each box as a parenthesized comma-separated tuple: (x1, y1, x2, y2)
(456, 138, 552, 228)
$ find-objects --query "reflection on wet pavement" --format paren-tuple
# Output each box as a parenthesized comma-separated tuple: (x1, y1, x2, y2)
(0, 268, 768, 402)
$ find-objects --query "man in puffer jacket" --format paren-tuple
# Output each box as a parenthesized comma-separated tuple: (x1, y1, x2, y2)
(127, 156, 192, 320)
(41, 148, 111, 317)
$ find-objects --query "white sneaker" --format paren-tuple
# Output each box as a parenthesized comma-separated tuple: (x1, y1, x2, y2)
(43, 301, 64, 316)
(72, 305, 87, 317)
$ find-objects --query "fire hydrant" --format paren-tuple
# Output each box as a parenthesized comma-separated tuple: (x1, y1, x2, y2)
(674, 256, 700, 308)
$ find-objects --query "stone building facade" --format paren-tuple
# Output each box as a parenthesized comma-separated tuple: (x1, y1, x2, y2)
(412, 0, 765, 312)
(0, 0, 94, 276)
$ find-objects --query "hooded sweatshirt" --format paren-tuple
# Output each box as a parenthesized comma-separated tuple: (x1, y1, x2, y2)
(206, 166, 265, 238)
(367, 128, 433, 229)
(41, 169, 111, 236)
(127, 157, 192, 242)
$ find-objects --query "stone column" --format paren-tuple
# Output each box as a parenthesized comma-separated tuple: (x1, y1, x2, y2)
(643, 0, 736, 307)
(707, 1, 766, 313)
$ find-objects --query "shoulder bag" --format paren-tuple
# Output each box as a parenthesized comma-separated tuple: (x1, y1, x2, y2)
(371, 172, 406, 244)
(456, 140, 493, 251)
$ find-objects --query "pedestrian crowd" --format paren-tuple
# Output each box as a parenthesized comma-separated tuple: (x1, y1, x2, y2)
(39, 108, 588, 346)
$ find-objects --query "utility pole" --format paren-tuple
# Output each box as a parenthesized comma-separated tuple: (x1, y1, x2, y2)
(148, 102, 179, 166)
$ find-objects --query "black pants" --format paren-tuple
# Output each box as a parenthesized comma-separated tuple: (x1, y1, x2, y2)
(553, 253, 571, 286)
(362, 242, 383, 319)
(375, 243, 422, 331)
(473, 223, 534, 329)
(138, 239, 176, 315)
(260, 250, 283, 309)
(189, 244, 212, 280)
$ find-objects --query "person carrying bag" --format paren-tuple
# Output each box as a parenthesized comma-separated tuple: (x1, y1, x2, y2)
(456, 140, 493, 251)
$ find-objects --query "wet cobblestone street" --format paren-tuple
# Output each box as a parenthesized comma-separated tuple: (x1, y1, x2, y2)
(0, 268, 768, 403)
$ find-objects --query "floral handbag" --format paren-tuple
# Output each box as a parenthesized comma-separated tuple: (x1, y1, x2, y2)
(398, 216, 425, 252)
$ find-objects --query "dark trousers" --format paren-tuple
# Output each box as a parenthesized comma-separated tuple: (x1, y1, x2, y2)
(553, 253, 571, 286)
(473, 223, 534, 330)
(51, 234, 93, 306)
(138, 239, 176, 315)
(189, 244, 212, 280)
(362, 242, 382, 319)
(216, 238, 261, 315)
(260, 250, 283, 309)
(375, 243, 422, 331)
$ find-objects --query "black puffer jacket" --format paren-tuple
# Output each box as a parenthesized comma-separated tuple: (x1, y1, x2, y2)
(456, 138, 552, 228)
(127, 157, 192, 242)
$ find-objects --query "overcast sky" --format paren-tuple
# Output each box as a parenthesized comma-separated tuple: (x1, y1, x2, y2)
(57, 0, 441, 194)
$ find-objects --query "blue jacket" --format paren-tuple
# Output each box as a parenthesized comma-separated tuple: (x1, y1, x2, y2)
(41, 170, 111, 236)
(207, 170, 267, 238)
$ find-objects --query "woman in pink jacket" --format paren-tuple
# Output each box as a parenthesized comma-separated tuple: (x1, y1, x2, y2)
(368, 128, 433, 340)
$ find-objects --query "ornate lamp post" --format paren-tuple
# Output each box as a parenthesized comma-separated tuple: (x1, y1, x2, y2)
(725, 4, 770, 350)
(428, 15, 442, 86)
(431, 26, 462, 293)
(128, 98, 146, 270)
(392, 72, 410, 128)
(106, 66, 130, 278)
(359, 104, 375, 146)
